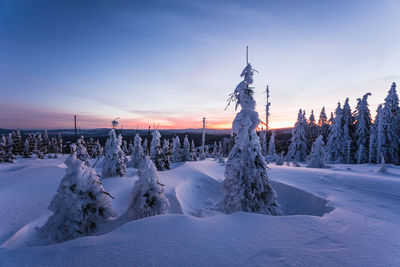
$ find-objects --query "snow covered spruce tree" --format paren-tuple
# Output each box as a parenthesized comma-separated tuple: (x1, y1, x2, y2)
(318, 107, 330, 144)
(307, 110, 319, 151)
(182, 135, 191, 161)
(306, 135, 326, 168)
(38, 153, 115, 243)
(326, 103, 345, 163)
(287, 109, 308, 162)
(150, 130, 169, 171)
(354, 93, 372, 164)
(212, 141, 218, 158)
(369, 105, 383, 163)
(342, 98, 355, 163)
(266, 131, 277, 162)
(129, 133, 144, 168)
(190, 140, 197, 161)
(171, 136, 181, 163)
(125, 156, 169, 220)
(379, 83, 400, 164)
(221, 57, 281, 215)
(76, 137, 91, 166)
(102, 129, 126, 178)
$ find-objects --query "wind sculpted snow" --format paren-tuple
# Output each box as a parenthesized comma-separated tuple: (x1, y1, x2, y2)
(0, 157, 400, 266)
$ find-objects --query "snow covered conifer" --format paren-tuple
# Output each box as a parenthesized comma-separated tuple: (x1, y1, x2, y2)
(182, 135, 191, 161)
(121, 140, 129, 156)
(287, 109, 308, 162)
(102, 129, 126, 178)
(259, 129, 267, 156)
(171, 136, 181, 163)
(326, 103, 345, 163)
(150, 130, 169, 171)
(38, 153, 115, 243)
(23, 139, 31, 158)
(266, 131, 277, 162)
(212, 141, 218, 158)
(307, 135, 326, 168)
(125, 156, 169, 220)
(318, 107, 330, 144)
(76, 137, 91, 166)
(342, 98, 355, 143)
(142, 139, 148, 157)
(307, 110, 319, 151)
(190, 140, 197, 161)
(150, 130, 161, 160)
(354, 93, 372, 164)
(129, 134, 144, 168)
(222, 58, 281, 215)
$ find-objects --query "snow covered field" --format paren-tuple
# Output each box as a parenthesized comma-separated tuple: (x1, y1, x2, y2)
(0, 157, 399, 266)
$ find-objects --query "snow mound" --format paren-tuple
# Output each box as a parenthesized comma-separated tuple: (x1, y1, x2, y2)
(271, 181, 333, 216)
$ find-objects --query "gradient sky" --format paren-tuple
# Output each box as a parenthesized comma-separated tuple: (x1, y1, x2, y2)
(1, 0, 399, 130)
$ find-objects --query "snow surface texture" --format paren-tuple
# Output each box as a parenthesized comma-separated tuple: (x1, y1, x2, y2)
(0, 157, 400, 266)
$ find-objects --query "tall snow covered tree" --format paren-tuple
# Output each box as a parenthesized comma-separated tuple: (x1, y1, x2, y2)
(125, 156, 169, 220)
(326, 103, 345, 163)
(38, 153, 115, 243)
(307, 110, 319, 151)
(318, 107, 330, 144)
(307, 135, 326, 168)
(354, 93, 372, 164)
(287, 109, 308, 162)
(171, 136, 181, 163)
(380, 83, 400, 164)
(342, 98, 355, 163)
(129, 133, 144, 168)
(102, 129, 126, 178)
(222, 58, 281, 216)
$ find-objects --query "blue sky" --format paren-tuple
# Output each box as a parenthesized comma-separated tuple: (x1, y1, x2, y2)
(1, 0, 399, 129)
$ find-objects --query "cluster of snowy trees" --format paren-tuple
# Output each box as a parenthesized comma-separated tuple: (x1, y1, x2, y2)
(37, 128, 170, 243)
(0, 130, 64, 162)
(285, 82, 400, 166)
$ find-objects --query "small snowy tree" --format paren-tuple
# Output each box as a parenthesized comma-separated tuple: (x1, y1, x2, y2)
(129, 134, 144, 168)
(190, 140, 197, 161)
(150, 130, 161, 161)
(307, 135, 326, 168)
(222, 58, 281, 216)
(23, 139, 31, 158)
(76, 137, 91, 166)
(38, 153, 115, 243)
(182, 135, 191, 161)
(212, 141, 218, 158)
(125, 156, 169, 220)
(150, 130, 169, 171)
(102, 129, 127, 178)
(266, 131, 277, 162)
(171, 136, 181, 163)
(287, 109, 308, 162)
